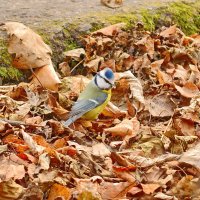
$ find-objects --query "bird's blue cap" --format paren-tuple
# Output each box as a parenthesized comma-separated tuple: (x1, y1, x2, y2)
(104, 68, 114, 80)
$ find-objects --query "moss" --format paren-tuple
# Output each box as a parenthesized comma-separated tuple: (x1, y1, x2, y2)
(139, 1, 200, 35)
(166, 1, 199, 35)
(107, 13, 137, 29)
(0, 39, 11, 67)
(0, 39, 22, 81)
(140, 9, 161, 31)
(0, 66, 22, 81)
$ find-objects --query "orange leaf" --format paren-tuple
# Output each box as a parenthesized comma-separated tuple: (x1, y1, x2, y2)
(32, 135, 56, 157)
(92, 23, 125, 36)
(175, 82, 199, 98)
(113, 165, 137, 172)
(53, 137, 68, 149)
(104, 118, 140, 137)
(47, 183, 71, 200)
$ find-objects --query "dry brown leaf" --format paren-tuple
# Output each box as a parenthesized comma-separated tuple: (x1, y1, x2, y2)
(173, 64, 188, 83)
(31, 61, 61, 91)
(64, 48, 85, 61)
(38, 153, 50, 170)
(0, 155, 25, 181)
(104, 118, 140, 137)
(160, 25, 178, 38)
(170, 175, 200, 198)
(21, 130, 44, 155)
(84, 56, 104, 72)
(175, 82, 199, 98)
(59, 62, 71, 76)
(132, 134, 165, 158)
(129, 153, 180, 168)
(113, 70, 144, 112)
(91, 143, 111, 157)
(135, 36, 154, 58)
(98, 181, 136, 199)
(74, 178, 102, 199)
(102, 102, 127, 118)
(0, 144, 8, 154)
(48, 93, 68, 119)
(1, 22, 52, 69)
(157, 70, 172, 84)
(174, 118, 195, 136)
(179, 142, 200, 170)
(154, 192, 174, 199)
(100, 59, 116, 72)
(0, 180, 24, 200)
(48, 183, 71, 200)
(21, 183, 43, 200)
(148, 93, 176, 117)
(92, 23, 125, 36)
(141, 183, 160, 194)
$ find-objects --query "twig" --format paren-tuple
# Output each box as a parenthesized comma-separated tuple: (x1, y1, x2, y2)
(0, 118, 44, 127)
(30, 67, 44, 89)
(70, 59, 84, 73)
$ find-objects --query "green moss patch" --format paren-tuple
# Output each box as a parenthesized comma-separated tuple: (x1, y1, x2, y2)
(140, 1, 200, 35)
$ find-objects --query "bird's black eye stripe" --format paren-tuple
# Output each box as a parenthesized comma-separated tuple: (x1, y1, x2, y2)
(97, 73, 112, 86)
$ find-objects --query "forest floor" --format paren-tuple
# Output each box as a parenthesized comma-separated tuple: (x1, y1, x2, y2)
(1, 0, 187, 25)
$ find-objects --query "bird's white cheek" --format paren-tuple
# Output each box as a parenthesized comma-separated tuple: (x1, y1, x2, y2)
(96, 76, 111, 89)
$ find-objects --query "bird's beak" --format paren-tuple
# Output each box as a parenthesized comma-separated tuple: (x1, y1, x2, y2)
(111, 82, 116, 89)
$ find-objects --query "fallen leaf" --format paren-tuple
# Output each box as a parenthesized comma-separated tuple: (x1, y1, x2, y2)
(141, 183, 160, 194)
(98, 181, 136, 199)
(48, 183, 71, 200)
(31, 61, 61, 91)
(64, 48, 85, 61)
(179, 142, 200, 170)
(0, 180, 24, 200)
(160, 25, 178, 38)
(148, 93, 176, 117)
(154, 192, 174, 199)
(21, 130, 44, 155)
(0, 144, 8, 154)
(38, 153, 50, 170)
(0, 155, 25, 181)
(175, 82, 199, 98)
(84, 56, 104, 72)
(92, 143, 110, 157)
(170, 175, 200, 198)
(102, 102, 127, 118)
(21, 183, 43, 200)
(132, 134, 165, 158)
(92, 23, 125, 36)
(104, 118, 140, 137)
(113, 70, 144, 112)
(1, 22, 52, 69)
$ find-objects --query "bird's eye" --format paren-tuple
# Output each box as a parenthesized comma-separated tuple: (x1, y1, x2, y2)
(105, 69, 114, 80)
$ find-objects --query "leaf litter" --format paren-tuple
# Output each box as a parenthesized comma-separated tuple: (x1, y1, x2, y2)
(0, 21, 200, 199)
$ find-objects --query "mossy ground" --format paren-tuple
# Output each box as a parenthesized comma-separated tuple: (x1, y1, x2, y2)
(0, 0, 199, 83)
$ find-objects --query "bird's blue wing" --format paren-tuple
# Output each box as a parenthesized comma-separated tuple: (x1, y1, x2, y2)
(62, 93, 108, 127)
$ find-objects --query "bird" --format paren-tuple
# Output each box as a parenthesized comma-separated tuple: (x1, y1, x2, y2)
(62, 67, 115, 127)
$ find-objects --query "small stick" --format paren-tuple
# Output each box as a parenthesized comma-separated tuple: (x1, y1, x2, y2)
(30, 67, 45, 89)
(0, 118, 44, 127)
(70, 59, 84, 73)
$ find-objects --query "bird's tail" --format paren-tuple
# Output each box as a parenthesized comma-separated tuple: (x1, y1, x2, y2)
(61, 113, 83, 127)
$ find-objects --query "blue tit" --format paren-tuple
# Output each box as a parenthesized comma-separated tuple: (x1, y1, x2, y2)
(62, 67, 115, 127)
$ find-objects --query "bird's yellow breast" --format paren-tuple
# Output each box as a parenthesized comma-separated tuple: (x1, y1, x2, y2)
(82, 89, 111, 120)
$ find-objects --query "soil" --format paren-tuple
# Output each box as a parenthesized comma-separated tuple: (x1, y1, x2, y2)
(0, 0, 188, 25)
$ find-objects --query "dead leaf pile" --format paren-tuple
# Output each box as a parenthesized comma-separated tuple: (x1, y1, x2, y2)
(0, 22, 200, 199)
